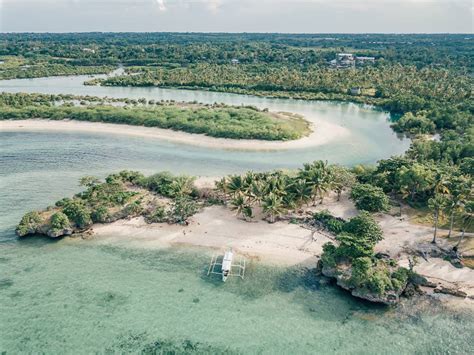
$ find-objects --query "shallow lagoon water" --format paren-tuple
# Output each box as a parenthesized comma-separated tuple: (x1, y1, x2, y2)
(1, 76, 472, 353)
(0, 74, 411, 168)
(1, 238, 473, 354)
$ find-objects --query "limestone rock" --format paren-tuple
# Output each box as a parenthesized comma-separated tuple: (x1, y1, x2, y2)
(321, 264, 404, 305)
(46, 228, 74, 238)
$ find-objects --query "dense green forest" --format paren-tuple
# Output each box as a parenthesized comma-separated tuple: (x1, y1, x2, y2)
(0, 53, 113, 80)
(90, 63, 472, 131)
(1, 33, 472, 80)
(1, 33, 471, 136)
(1, 33, 472, 70)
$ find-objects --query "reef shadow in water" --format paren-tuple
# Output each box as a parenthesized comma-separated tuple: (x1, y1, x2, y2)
(96, 244, 209, 274)
(0, 278, 14, 289)
(106, 331, 239, 355)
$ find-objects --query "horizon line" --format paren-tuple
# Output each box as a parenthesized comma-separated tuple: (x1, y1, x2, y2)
(1, 31, 472, 35)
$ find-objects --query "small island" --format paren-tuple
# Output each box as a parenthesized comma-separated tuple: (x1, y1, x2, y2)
(17, 162, 473, 305)
(0, 92, 311, 141)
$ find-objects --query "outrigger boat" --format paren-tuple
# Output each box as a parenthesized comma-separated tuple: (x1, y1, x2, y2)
(207, 249, 246, 282)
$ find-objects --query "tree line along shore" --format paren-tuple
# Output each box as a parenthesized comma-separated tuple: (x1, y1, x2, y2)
(0, 92, 310, 141)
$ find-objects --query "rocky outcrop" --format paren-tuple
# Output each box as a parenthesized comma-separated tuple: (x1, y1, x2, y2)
(16, 202, 144, 239)
(16, 222, 72, 238)
(46, 228, 74, 238)
(17, 222, 81, 239)
(320, 263, 405, 305)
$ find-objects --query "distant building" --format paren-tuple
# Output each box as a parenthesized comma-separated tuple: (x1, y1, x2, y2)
(337, 53, 355, 61)
(356, 56, 376, 65)
(82, 48, 96, 54)
(337, 53, 355, 68)
(231, 58, 240, 65)
(330, 53, 375, 69)
(329, 53, 355, 68)
(350, 87, 362, 96)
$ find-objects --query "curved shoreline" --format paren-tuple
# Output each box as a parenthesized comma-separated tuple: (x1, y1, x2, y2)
(89, 192, 474, 304)
(0, 118, 350, 151)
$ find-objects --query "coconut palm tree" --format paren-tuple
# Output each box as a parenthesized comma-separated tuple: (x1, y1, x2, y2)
(455, 201, 473, 251)
(227, 175, 244, 197)
(215, 177, 229, 202)
(446, 175, 472, 238)
(242, 171, 258, 202)
(262, 193, 286, 223)
(298, 160, 332, 205)
(169, 175, 195, 197)
(428, 193, 449, 244)
(230, 193, 253, 221)
(249, 180, 265, 206)
(329, 165, 355, 201)
(288, 178, 312, 207)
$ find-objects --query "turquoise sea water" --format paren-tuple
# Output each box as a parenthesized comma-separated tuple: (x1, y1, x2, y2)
(2, 240, 472, 354)
(1, 76, 473, 353)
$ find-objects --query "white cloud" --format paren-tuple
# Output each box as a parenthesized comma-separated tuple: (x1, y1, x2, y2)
(156, 0, 166, 11)
(154, 0, 223, 14)
(1, 0, 471, 32)
(206, 0, 222, 14)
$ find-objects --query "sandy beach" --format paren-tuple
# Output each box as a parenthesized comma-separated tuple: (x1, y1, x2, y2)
(87, 186, 474, 301)
(92, 206, 329, 266)
(0, 118, 350, 151)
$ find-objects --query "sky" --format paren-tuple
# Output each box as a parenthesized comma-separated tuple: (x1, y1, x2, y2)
(0, 0, 472, 33)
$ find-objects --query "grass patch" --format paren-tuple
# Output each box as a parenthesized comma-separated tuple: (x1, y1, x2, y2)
(406, 205, 473, 233)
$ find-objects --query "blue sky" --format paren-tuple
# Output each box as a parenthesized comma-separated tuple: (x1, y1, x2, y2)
(0, 0, 472, 33)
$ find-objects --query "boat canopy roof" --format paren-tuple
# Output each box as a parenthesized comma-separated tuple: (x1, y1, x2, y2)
(222, 251, 233, 271)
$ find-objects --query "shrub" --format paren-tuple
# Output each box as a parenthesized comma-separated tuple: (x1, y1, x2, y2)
(326, 219, 345, 234)
(144, 173, 196, 198)
(367, 269, 392, 295)
(146, 204, 167, 223)
(336, 233, 374, 259)
(168, 176, 196, 198)
(313, 210, 345, 234)
(91, 205, 109, 223)
(167, 197, 199, 224)
(392, 112, 436, 135)
(106, 170, 145, 185)
(16, 211, 43, 236)
(350, 183, 390, 213)
(351, 257, 373, 287)
(79, 176, 100, 188)
(124, 201, 143, 216)
(321, 242, 337, 267)
(63, 200, 92, 228)
(109, 190, 137, 206)
(50, 212, 70, 232)
(143, 172, 176, 196)
(55, 197, 72, 207)
(343, 212, 383, 246)
(391, 267, 409, 291)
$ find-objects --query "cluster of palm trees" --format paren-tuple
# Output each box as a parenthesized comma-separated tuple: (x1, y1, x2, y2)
(215, 161, 355, 223)
(428, 173, 473, 248)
